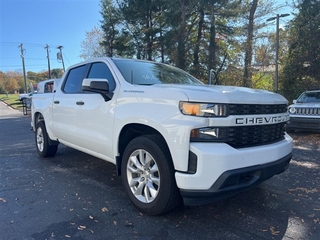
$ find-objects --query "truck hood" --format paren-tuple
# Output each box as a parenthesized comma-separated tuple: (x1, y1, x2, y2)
(151, 84, 288, 104)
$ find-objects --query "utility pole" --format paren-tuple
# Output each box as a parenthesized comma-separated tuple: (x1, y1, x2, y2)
(44, 44, 51, 79)
(266, 13, 290, 92)
(18, 44, 27, 93)
(57, 46, 65, 72)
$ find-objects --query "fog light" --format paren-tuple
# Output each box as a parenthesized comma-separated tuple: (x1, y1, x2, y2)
(190, 127, 228, 142)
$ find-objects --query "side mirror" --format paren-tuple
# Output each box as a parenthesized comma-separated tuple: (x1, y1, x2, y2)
(82, 78, 113, 101)
(293, 100, 297, 104)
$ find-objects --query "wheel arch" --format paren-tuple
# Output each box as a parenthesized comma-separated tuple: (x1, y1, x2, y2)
(32, 112, 44, 131)
(116, 123, 171, 176)
(33, 111, 59, 146)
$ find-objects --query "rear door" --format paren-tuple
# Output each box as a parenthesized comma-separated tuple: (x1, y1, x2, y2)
(52, 64, 88, 144)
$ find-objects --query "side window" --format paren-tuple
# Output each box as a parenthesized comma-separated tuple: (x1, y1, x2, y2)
(44, 82, 54, 93)
(63, 65, 87, 93)
(88, 62, 116, 91)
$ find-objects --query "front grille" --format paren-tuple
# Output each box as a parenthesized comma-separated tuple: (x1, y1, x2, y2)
(293, 107, 320, 116)
(229, 104, 287, 115)
(226, 104, 287, 148)
(227, 122, 286, 148)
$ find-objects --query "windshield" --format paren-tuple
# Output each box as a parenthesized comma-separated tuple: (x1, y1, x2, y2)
(297, 92, 320, 103)
(112, 59, 204, 85)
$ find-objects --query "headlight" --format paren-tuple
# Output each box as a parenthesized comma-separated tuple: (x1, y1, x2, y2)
(190, 127, 228, 142)
(288, 107, 296, 114)
(179, 102, 228, 117)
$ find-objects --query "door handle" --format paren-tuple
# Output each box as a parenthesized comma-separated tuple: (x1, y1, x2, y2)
(54, 100, 60, 104)
(76, 101, 84, 106)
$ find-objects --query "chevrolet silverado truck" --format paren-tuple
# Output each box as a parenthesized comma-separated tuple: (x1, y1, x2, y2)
(31, 57, 293, 215)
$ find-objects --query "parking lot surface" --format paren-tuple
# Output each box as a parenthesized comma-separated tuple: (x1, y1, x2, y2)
(0, 102, 319, 240)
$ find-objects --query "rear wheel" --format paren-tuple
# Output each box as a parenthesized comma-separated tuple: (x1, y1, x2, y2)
(121, 135, 181, 215)
(35, 121, 58, 158)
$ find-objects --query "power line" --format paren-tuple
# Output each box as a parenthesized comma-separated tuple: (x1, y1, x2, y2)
(1, 42, 72, 73)
(0, 41, 66, 48)
(0, 64, 47, 68)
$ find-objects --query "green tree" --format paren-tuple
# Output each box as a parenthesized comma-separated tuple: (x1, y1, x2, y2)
(252, 72, 273, 90)
(235, 0, 277, 88)
(161, 0, 197, 69)
(100, 0, 122, 57)
(242, 0, 258, 87)
(0, 71, 20, 94)
(254, 44, 273, 66)
(50, 69, 64, 79)
(97, 0, 284, 88)
(281, 0, 320, 100)
(0, 71, 5, 93)
(27, 71, 52, 82)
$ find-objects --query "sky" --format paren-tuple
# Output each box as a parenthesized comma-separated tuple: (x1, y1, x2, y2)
(0, 0, 101, 73)
(0, 0, 295, 74)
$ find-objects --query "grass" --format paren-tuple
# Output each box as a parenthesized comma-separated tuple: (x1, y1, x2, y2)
(0, 94, 23, 110)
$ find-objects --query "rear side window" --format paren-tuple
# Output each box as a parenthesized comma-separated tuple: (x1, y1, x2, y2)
(44, 82, 54, 93)
(88, 62, 116, 91)
(63, 65, 87, 93)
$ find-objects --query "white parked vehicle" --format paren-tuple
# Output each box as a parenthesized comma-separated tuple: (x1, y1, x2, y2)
(36, 78, 60, 93)
(18, 93, 32, 101)
(31, 57, 293, 215)
(287, 90, 320, 132)
(20, 82, 36, 115)
(19, 82, 36, 101)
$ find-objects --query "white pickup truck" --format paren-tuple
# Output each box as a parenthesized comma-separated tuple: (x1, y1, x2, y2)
(31, 57, 293, 215)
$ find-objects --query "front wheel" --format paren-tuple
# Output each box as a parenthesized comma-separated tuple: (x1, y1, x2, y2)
(121, 135, 181, 215)
(35, 121, 58, 158)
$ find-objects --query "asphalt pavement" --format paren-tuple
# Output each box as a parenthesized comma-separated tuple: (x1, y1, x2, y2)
(0, 101, 319, 240)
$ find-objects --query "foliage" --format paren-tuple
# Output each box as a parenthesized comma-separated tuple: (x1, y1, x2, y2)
(242, 0, 258, 88)
(251, 71, 273, 91)
(0, 71, 22, 93)
(219, 66, 243, 86)
(254, 44, 273, 66)
(50, 69, 64, 79)
(78, 0, 318, 99)
(0, 69, 62, 94)
(97, 0, 255, 82)
(281, 0, 320, 100)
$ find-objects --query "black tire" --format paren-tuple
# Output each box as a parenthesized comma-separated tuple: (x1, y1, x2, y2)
(121, 135, 181, 215)
(35, 121, 58, 158)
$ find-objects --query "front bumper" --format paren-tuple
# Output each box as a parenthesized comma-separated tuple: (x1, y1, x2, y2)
(180, 153, 291, 206)
(175, 134, 293, 206)
(286, 116, 320, 131)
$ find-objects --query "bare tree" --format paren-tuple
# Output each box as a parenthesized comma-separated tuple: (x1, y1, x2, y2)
(80, 26, 104, 60)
